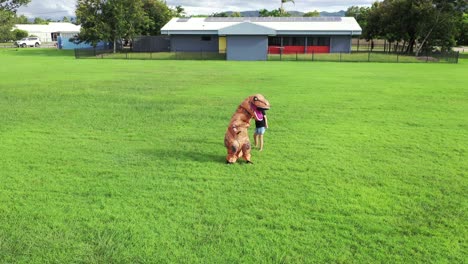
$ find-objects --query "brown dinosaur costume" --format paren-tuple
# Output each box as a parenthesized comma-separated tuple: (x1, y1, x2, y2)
(224, 94, 270, 164)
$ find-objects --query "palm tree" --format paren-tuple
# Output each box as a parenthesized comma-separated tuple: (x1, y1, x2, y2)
(280, 0, 295, 15)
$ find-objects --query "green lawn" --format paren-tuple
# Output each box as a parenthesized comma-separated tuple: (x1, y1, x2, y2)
(0, 48, 466, 263)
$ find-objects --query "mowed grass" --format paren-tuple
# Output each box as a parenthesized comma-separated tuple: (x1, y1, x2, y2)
(0, 48, 466, 263)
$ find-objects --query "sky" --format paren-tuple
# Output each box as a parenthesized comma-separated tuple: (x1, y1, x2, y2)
(17, 0, 375, 18)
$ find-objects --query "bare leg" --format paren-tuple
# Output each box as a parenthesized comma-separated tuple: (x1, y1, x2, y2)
(259, 134, 264, 151)
(253, 133, 259, 148)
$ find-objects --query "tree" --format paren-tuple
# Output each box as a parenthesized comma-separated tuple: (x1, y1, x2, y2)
(12, 28, 27, 39)
(174, 5, 185, 17)
(76, 0, 150, 52)
(33, 17, 47, 24)
(0, 0, 30, 41)
(345, 6, 370, 31)
(15, 14, 28, 23)
(259, 8, 288, 17)
(360, 0, 466, 54)
(62, 16, 71, 23)
(0, 0, 30, 11)
(140, 0, 173, 35)
(211, 12, 228, 17)
(456, 13, 468, 45)
(230, 11, 242, 17)
(280, 0, 294, 15)
(303, 10, 320, 17)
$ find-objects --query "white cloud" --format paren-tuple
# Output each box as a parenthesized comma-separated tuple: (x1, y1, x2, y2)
(166, 0, 375, 15)
(17, 0, 76, 18)
(16, 0, 375, 18)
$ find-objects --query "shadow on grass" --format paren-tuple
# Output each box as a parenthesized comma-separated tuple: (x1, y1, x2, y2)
(140, 148, 227, 164)
(0, 48, 75, 57)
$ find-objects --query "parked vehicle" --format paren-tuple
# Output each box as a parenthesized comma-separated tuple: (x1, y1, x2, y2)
(15, 37, 41, 48)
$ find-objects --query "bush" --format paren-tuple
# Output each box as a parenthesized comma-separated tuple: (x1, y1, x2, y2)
(13, 29, 28, 40)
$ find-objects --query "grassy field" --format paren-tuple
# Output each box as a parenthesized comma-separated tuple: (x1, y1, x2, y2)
(0, 48, 466, 263)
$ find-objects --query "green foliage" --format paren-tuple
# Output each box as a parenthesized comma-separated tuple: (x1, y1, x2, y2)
(33, 17, 48, 24)
(173, 5, 185, 17)
(0, 0, 30, 41)
(0, 0, 30, 11)
(140, 0, 172, 35)
(0, 48, 466, 263)
(359, 0, 465, 53)
(303, 10, 320, 17)
(456, 13, 468, 45)
(0, 9, 14, 41)
(15, 14, 28, 24)
(230, 11, 242, 17)
(12, 28, 27, 40)
(77, 0, 173, 47)
(259, 8, 289, 17)
(345, 6, 370, 36)
(211, 12, 228, 17)
(62, 16, 71, 23)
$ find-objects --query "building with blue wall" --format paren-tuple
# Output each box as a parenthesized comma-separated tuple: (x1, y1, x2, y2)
(161, 17, 362, 61)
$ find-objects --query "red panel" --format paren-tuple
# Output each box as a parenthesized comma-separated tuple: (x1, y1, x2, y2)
(283, 46, 305, 54)
(306, 46, 330, 53)
(268, 45, 330, 54)
(268, 46, 282, 54)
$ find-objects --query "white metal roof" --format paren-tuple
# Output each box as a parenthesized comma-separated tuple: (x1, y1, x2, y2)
(161, 17, 362, 36)
(14, 22, 81, 33)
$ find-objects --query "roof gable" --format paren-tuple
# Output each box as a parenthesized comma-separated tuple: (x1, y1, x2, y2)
(218, 22, 276, 35)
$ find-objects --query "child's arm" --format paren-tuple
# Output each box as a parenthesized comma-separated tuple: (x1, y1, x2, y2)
(265, 115, 268, 128)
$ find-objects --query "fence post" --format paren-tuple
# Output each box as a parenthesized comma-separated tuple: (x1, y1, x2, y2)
(340, 52, 342, 62)
(456, 51, 459, 64)
(126, 51, 128, 59)
(368, 51, 371, 62)
(296, 51, 298, 61)
(312, 50, 314, 61)
(150, 52, 152, 59)
(357, 39, 360, 52)
(280, 49, 282, 61)
(397, 53, 399, 63)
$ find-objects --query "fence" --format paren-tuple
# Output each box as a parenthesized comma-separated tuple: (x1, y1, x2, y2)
(74, 47, 459, 63)
(132, 36, 170, 52)
(267, 50, 460, 64)
(74, 47, 114, 58)
(0, 42, 59, 48)
(351, 39, 412, 53)
(74, 47, 226, 60)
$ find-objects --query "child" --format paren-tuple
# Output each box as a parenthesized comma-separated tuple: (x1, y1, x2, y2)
(253, 109, 268, 151)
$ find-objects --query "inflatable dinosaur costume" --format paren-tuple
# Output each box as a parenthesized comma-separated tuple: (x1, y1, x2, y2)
(224, 94, 270, 164)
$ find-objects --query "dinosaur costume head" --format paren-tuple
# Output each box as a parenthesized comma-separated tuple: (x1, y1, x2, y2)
(224, 94, 270, 164)
(239, 94, 270, 122)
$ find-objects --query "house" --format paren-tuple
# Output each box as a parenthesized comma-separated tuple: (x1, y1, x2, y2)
(161, 17, 362, 61)
(13, 22, 102, 49)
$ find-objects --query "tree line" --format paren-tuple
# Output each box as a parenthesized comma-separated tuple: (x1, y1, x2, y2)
(346, 0, 468, 54)
(1, 0, 467, 53)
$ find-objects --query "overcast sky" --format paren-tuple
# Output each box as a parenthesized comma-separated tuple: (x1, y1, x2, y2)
(17, 0, 375, 18)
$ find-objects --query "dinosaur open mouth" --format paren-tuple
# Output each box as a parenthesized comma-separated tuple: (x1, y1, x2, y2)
(252, 104, 264, 121)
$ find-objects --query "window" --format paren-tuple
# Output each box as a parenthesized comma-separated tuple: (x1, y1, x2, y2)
(201, 35, 211, 41)
(268, 37, 281, 46)
(307, 37, 330, 46)
(317, 37, 330, 46)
